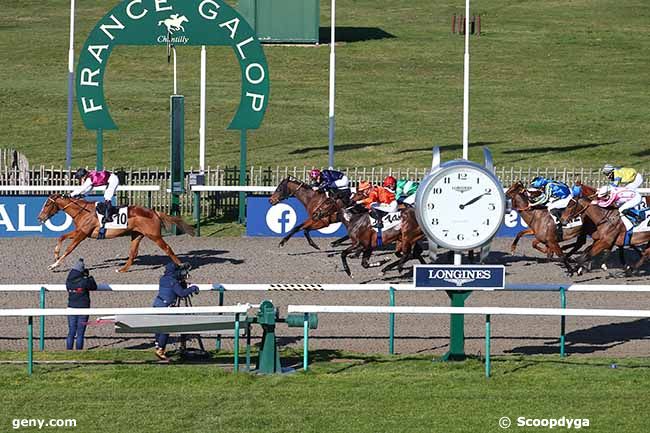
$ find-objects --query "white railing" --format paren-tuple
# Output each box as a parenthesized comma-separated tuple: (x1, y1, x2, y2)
(2, 283, 649, 292)
(288, 304, 650, 376)
(0, 185, 160, 192)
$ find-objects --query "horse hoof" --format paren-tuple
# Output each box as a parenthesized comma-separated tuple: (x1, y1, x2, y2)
(278, 242, 285, 248)
(577, 267, 584, 276)
(601, 263, 608, 271)
(48, 263, 59, 271)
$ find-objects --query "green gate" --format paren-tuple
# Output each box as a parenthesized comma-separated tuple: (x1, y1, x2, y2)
(238, 0, 320, 44)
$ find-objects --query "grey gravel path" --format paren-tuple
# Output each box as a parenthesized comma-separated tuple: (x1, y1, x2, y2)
(0, 235, 649, 357)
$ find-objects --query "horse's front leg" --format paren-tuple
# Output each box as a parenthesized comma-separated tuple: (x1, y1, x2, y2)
(54, 231, 76, 260)
(278, 222, 305, 248)
(49, 231, 90, 270)
(511, 228, 535, 255)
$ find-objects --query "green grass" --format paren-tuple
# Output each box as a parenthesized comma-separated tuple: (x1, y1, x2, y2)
(1, 350, 649, 432)
(1, 0, 649, 170)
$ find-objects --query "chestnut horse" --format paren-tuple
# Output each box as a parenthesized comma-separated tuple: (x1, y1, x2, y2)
(560, 194, 650, 275)
(38, 194, 194, 272)
(269, 177, 344, 250)
(506, 182, 590, 261)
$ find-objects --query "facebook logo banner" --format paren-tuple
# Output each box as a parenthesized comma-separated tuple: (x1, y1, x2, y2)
(246, 196, 348, 237)
(495, 210, 528, 237)
(0, 195, 105, 238)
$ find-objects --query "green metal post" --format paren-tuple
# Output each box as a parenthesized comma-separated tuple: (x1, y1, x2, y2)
(238, 129, 248, 224)
(389, 287, 395, 355)
(39, 287, 46, 351)
(440, 290, 472, 361)
(303, 313, 309, 371)
(216, 286, 224, 351)
(233, 313, 240, 373)
(147, 191, 152, 209)
(96, 129, 103, 170)
(193, 191, 201, 236)
(27, 316, 34, 376)
(485, 314, 491, 378)
(560, 287, 566, 358)
(245, 323, 251, 372)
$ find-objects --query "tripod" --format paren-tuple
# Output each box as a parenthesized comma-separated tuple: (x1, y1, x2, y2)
(172, 295, 207, 355)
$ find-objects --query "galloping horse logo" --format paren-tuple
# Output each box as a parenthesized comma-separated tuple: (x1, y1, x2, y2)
(158, 14, 189, 33)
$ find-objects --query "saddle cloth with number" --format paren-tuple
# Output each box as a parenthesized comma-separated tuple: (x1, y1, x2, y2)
(369, 211, 402, 232)
(95, 204, 128, 229)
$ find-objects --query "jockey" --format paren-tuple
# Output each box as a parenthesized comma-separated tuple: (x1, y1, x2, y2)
(71, 168, 120, 238)
(309, 168, 351, 204)
(528, 176, 573, 240)
(592, 185, 645, 226)
(396, 179, 419, 206)
(358, 176, 398, 229)
(602, 164, 643, 190)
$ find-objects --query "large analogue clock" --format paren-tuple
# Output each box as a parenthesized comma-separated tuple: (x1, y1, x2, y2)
(415, 160, 506, 251)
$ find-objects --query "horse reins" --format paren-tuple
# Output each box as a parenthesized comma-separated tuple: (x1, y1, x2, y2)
(51, 196, 93, 219)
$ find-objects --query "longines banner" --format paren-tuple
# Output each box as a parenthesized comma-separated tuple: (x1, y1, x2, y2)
(414, 265, 506, 290)
(76, 0, 269, 131)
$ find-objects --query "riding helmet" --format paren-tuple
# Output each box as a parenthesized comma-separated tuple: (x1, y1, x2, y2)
(358, 181, 372, 191)
(602, 164, 615, 175)
(596, 185, 611, 198)
(74, 168, 88, 180)
(530, 176, 545, 189)
(382, 176, 397, 190)
(309, 169, 321, 179)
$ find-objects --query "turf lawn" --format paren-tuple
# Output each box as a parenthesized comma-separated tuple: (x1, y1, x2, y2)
(0, 350, 648, 432)
(1, 0, 649, 170)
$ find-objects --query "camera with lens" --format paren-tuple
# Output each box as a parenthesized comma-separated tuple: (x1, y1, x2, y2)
(174, 263, 191, 283)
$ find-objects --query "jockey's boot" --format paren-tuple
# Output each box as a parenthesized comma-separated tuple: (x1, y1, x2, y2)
(623, 209, 641, 226)
(371, 208, 386, 229)
(103, 200, 114, 223)
(550, 209, 563, 241)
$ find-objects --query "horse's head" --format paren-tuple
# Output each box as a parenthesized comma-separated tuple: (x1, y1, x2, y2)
(269, 177, 301, 205)
(37, 194, 62, 224)
(559, 197, 582, 225)
(505, 181, 526, 198)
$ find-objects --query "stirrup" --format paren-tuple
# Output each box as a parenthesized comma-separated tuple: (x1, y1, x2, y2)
(98, 227, 106, 240)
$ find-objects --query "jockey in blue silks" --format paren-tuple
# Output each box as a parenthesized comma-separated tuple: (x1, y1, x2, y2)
(529, 176, 573, 241)
(309, 169, 352, 205)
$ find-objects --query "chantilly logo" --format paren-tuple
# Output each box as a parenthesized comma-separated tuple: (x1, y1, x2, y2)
(452, 186, 472, 193)
(157, 14, 190, 44)
(428, 269, 492, 287)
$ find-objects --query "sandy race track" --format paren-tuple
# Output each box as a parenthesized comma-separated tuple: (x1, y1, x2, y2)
(1, 235, 649, 358)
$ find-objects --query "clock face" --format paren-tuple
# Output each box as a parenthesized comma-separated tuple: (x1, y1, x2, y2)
(416, 161, 506, 251)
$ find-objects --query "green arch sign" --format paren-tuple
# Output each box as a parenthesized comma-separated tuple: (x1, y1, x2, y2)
(76, 0, 269, 131)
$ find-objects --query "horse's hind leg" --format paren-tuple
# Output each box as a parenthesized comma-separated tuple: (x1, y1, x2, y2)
(341, 245, 361, 277)
(118, 233, 145, 273)
(151, 235, 182, 266)
(630, 247, 650, 275)
(303, 229, 320, 250)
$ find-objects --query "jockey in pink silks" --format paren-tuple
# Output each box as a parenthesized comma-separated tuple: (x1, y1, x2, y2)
(71, 168, 120, 238)
(592, 185, 644, 225)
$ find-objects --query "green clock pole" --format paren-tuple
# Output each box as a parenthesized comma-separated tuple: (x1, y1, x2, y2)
(441, 252, 471, 361)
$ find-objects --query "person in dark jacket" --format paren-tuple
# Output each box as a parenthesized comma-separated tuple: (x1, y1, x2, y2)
(152, 262, 199, 360)
(65, 258, 97, 350)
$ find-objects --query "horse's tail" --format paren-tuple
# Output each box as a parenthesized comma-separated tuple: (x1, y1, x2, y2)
(157, 212, 196, 236)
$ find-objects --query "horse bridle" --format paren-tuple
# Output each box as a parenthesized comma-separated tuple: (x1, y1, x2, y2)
(47, 196, 92, 220)
(280, 177, 305, 200)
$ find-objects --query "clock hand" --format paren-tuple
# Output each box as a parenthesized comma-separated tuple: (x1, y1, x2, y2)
(459, 192, 489, 209)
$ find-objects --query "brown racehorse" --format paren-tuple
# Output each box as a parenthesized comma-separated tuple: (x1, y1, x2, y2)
(560, 193, 650, 276)
(337, 204, 425, 277)
(269, 177, 344, 250)
(506, 181, 590, 260)
(37, 194, 194, 272)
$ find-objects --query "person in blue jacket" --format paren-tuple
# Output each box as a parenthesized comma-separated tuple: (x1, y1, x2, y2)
(152, 262, 199, 360)
(65, 258, 97, 350)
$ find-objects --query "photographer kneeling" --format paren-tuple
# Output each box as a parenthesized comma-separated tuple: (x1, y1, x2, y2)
(152, 262, 198, 360)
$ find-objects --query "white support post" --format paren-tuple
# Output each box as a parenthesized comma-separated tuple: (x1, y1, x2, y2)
(462, 0, 470, 160)
(327, 0, 336, 169)
(200, 45, 206, 173)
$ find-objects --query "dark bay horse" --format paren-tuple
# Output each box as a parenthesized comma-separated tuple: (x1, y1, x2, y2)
(269, 177, 343, 250)
(337, 205, 425, 277)
(38, 194, 194, 272)
(560, 195, 650, 275)
(506, 182, 589, 260)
